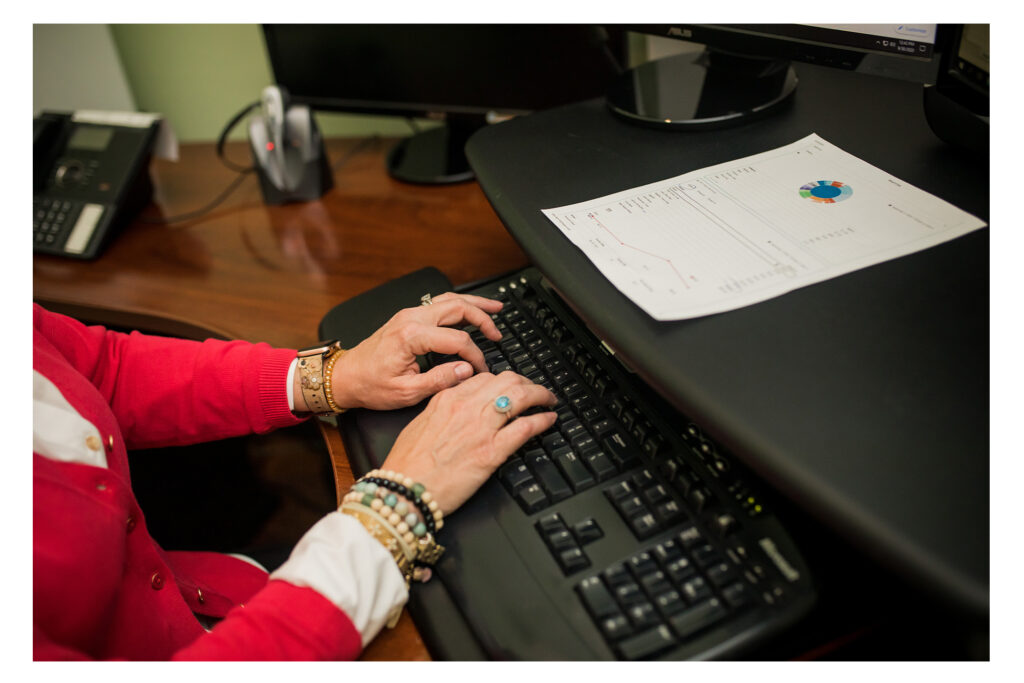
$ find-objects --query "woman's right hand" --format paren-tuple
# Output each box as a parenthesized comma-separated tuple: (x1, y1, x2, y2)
(380, 371, 558, 516)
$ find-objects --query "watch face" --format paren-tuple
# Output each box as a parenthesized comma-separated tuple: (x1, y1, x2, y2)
(298, 340, 340, 355)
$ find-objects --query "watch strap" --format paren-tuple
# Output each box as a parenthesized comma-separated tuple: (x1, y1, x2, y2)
(297, 341, 346, 414)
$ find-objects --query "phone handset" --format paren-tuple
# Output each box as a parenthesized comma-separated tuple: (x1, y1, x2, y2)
(251, 85, 294, 190)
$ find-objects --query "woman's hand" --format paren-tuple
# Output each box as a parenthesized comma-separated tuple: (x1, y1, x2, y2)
(328, 292, 504, 411)
(380, 371, 558, 516)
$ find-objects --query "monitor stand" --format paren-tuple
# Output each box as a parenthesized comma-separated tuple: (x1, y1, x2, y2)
(606, 49, 798, 129)
(386, 116, 480, 184)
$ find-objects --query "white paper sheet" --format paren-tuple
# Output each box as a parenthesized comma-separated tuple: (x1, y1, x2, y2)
(541, 134, 986, 321)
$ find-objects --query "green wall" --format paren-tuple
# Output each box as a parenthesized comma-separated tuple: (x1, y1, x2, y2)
(109, 24, 421, 142)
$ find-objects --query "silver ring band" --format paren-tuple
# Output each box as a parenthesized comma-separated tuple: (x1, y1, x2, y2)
(420, 293, 433, 306)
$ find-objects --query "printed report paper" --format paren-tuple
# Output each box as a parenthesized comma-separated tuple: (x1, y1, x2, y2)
(541, 134, 986, 321)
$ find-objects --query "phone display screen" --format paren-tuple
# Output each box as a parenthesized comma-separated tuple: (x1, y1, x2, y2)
(69, 126, 114, 151)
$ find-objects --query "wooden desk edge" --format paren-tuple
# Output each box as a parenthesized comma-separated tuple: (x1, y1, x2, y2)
(316, 419, 431, 660)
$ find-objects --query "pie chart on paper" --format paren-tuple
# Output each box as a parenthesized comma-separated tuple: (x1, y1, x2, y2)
(799, 180, 853, 203)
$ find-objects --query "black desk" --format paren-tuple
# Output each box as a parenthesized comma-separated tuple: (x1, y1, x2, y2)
(466, 62, 989, 621)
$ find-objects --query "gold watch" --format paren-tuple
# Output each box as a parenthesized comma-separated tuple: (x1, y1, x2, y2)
(296, 340, 346, 414)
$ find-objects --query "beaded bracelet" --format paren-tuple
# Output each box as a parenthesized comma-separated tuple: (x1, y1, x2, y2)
(341, 488, 419, 548)
(357, 469, 444, 535)
(341, 483, 445, 590)
(340, 495, 443, 571)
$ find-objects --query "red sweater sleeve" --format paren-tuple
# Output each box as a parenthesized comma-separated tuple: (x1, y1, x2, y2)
(33, 304, 305, 449)
(172, 582, 363, 661)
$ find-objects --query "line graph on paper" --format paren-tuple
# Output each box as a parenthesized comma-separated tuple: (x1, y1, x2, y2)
(541, 134, 985, 321)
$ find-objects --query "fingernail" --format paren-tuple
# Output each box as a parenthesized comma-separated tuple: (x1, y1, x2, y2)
(455, 363, 473, 380)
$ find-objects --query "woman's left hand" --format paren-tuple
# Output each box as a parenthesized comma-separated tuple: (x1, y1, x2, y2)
(326, 292, 505, 411)
(380, 370, 558, 515)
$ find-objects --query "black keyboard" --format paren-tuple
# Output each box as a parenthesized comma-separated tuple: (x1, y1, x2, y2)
(342, 267, 816, 659)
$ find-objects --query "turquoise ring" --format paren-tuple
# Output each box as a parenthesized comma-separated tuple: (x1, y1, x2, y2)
(493, 395, 512, 415)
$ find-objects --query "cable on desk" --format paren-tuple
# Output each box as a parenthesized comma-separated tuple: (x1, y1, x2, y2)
(331, 134, 381, 171)
(137, 100, 259, 225)
(136, 170, 254, 226)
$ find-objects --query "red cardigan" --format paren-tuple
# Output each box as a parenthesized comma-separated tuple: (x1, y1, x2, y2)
(32, 304, 362, 660)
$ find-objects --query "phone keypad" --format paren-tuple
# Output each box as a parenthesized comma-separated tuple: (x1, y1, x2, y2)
(34, 198, 82, 249)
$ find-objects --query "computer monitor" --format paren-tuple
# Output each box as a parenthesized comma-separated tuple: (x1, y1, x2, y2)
(608, 24, 944, 129)
(262, 25, 624, 184)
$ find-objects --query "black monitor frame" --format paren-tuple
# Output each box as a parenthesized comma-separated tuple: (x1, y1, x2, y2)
(261, 24, 625, 184)
(633, 23, 945, 84)
(606, 24, 951, 130)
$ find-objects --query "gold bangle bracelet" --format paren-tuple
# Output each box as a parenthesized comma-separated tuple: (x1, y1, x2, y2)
(340, 502, 416, 582)
(323, 348, 347, 414)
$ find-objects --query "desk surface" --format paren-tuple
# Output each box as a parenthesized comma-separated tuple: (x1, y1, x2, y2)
(33, 137, 528, 660)
(467, 62, 989, 618)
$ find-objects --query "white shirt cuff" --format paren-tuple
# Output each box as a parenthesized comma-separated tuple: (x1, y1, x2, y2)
(270, 511, 409, 647)
(286, 357, 298, 412)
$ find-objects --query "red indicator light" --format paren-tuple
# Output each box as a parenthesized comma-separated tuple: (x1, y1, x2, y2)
(266, 142, 275, 151)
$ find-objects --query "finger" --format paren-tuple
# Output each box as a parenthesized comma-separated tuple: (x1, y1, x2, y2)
(480, 373, 558, 423)
(419, 326, 488, 373)
(397, 360, 475, 402)
(432, 292, 504, 314)
(493, 411, 559, 456)
(428, 299, 503, 341)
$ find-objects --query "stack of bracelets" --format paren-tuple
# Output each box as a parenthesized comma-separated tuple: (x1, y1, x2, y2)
(340, 469, 445, 600)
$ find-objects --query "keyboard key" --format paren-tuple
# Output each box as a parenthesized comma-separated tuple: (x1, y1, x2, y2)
(536, 513, 566, 535)
(570, 433, 597, 453)
(643, 484, 669, 505)
(498, 461, 533, 492)
(603, 432, 639, 469)
(664, 557, 697, 585)
(640, 570, 672, 598)
(653, 539, 684, 565)
(625, 601, 661, 630)
(630, 512, 660, 539)
(525, 453, 573, 503)
(558, 547, 590, 574)
(561, 418, 587, 441)
(680, 577, 712, 603)
(687, 486, 713, 512)
(499, 339, 522, 355)
(599, 614, 633, 642)
(706, 561, 738, 587)
(711, 513, 740, 536)
(573, 517, 604, 545)
(605, 480, 634, 503)
(618, 495, 645, 518)
(721, 582, 753, 609)
(692, 544, 722, 568)
(552, 448, 595, 492)
(577, 576, 619, 619)
(626, 552, 657, 578)
(668, 598, 727, 640)
(515, 482, 549, 513)
(653, 589, 687, 617)
(582, 449, 618, 481)
(547, 530, 577, 553)
(654, 500, 685, 526)
(618, 624, 677, 660)
(614, 581, 645, 606)
(677, 523, 704, 548)
(542, 432, 567, 454)
(603, 564, 631, 587)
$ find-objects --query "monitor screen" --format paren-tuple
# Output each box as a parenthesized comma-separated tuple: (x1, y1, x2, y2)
(641, 23, 940, 83)
(262, 24, 623, 183)
(263, 24, 622, 117)
(608, 23, 946, 129)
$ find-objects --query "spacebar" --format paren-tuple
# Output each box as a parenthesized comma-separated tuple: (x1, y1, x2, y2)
(435, 484, 596, 660)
